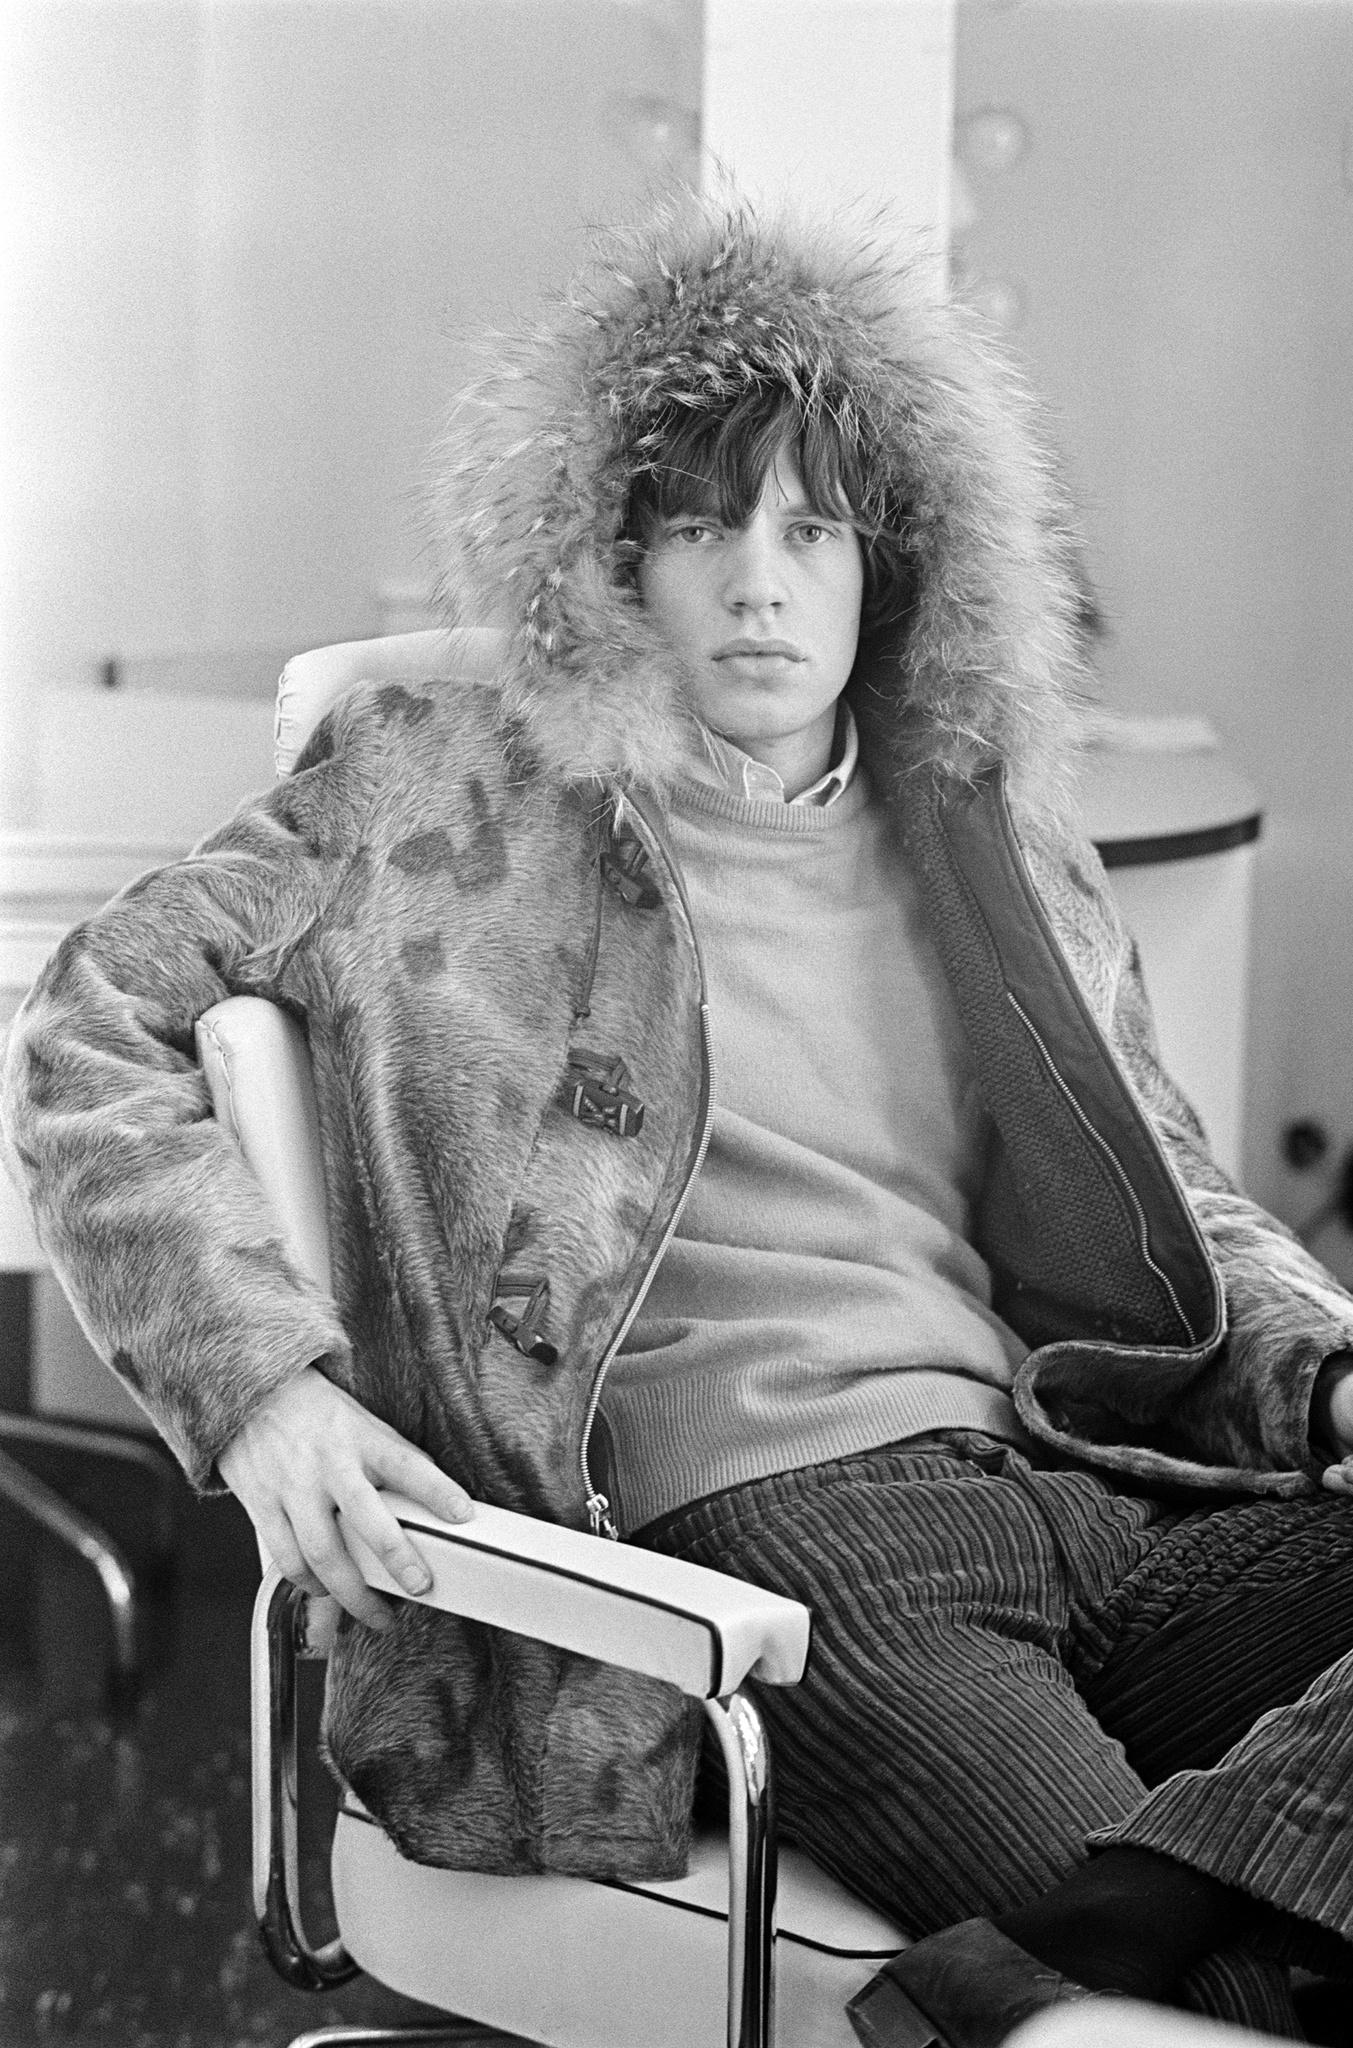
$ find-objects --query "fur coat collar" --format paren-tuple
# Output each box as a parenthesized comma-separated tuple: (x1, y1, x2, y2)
(426, 191, 1092, 815)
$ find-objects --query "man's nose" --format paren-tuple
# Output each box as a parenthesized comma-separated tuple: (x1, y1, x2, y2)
(722, 529, 785, 610)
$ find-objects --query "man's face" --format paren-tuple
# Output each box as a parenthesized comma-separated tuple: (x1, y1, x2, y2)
(636, 452, 864, 782)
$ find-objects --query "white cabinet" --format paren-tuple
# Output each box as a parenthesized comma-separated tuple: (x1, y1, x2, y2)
(1083, 743, 1261, 1183)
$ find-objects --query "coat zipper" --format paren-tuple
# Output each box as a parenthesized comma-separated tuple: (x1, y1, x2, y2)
(1006, 990, 1196, 1343)
(572, 833, 606, 1027)
(579, 792, 716, 1539)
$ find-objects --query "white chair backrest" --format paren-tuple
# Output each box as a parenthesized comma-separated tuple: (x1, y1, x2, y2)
(273, 626, 508, 775)
(195, 997, 333, 1295)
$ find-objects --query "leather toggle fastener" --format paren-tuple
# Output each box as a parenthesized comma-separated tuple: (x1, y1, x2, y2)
(563, 1048, 645, 1138)
(600, 826, 662, 910)
(489, 1272, 558, 1366)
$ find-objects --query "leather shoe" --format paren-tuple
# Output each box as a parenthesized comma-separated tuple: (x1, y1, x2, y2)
(846, 1919, 1109, 2048)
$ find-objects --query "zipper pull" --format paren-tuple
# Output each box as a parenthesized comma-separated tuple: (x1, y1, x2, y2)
(586, 1492, 619, 1541)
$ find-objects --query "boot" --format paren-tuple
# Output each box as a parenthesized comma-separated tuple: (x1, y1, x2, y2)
(846, 1918, 1113, 2048)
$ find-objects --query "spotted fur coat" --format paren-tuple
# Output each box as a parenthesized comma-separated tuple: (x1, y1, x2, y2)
(5, 194, 1353, 1880)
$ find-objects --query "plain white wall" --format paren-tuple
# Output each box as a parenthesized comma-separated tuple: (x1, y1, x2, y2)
(1, 0, 702, 827)
(955, 0, 1353, 1279)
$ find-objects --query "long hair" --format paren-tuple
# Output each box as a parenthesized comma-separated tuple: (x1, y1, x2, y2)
(619, 376, 917, 656)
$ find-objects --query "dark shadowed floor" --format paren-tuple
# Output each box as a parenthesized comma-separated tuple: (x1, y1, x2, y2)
(0, 1428, 525, 2048)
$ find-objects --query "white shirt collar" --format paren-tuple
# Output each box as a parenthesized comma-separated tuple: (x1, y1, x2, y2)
(688, 705, 859, 808)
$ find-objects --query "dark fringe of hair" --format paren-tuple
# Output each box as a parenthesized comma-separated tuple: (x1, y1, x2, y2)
(619, 378, 917, 649)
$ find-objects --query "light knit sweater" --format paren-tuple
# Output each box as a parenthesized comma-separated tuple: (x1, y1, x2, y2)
(605, 764, 1029, 1533)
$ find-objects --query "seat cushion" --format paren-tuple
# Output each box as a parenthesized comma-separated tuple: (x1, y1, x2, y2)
(332, 1810, 905, 2048)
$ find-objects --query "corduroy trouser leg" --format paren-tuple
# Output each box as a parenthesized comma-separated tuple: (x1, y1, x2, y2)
(644, 1432, 1353, 2024)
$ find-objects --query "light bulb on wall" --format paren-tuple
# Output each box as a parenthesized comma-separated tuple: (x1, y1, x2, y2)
(956, 107, 1029, 177)
(965, 277, 1026, 332)
(604, 93, 700, 174)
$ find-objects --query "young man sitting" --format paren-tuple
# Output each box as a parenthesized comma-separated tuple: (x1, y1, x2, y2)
(6, 194, 1353, 2042)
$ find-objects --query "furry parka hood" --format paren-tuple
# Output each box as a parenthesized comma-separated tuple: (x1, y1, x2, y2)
(428, 190, 1092, 810)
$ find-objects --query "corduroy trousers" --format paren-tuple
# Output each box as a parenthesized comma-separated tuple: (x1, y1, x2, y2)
(644, 1432, 1353, 2032)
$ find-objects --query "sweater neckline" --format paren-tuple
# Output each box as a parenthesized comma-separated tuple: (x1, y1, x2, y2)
(669, 766, 872, 835)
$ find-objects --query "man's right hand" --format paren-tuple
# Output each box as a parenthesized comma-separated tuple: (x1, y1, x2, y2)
(218, 1364, 474, 1630)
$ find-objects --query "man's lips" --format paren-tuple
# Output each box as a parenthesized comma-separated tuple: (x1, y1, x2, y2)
(713, 639, 805, 661)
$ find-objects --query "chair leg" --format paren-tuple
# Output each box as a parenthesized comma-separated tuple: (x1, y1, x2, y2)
(0, 1411, 179, 1567)
(255, 1574, 361, 1990)
(705, 1689, 778, 2048)
(0, 1441, 143, 1713)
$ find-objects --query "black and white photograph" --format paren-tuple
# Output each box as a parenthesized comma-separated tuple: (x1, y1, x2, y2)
(2, 4, 1352, 2045)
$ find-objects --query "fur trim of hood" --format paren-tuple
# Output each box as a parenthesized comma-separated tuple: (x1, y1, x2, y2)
(427, 188, 1094, 812)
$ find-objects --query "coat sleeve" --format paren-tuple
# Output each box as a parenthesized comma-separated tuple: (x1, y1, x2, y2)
(1032, 815, 1353, 1478)
(1106, 916, 1353, 1475)
(0, 695, 384, 1489)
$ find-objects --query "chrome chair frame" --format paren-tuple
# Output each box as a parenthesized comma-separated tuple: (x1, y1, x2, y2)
(0, 1409, 178, 1711)
(253, 1568, 781, 2048)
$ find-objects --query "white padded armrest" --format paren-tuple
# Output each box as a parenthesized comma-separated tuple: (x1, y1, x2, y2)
(348, 1490, 811, 1700)
(195, 996, 332, 1294)
(274, 626, 507, 774)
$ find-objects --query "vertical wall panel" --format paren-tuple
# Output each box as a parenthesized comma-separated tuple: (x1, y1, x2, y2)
(703, 0, 955, 257)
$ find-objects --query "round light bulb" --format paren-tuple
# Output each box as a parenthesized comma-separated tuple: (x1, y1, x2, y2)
(604, 93, 699, 171)
(966, 277, 1026, 332)
(957, 107, 1029, 176)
